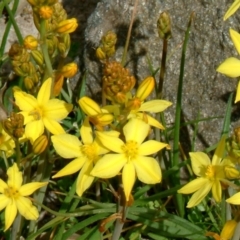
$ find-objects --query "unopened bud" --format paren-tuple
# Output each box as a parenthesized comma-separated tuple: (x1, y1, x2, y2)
(56, 18, 78, 34)
(101, 31, 117, 48)
(220, 220, 237, 240)
(39, 6, 53, 19)
(24, 77, 34, 90)
(96, 47, 106, 60)
(31, 50, 44, 66)
(60, 62, 77, 78)
(136, 76, 155, 101)
(157, 11, 172, 40)
(225, 165, 240, 179)
(79, 97, 101, 116)
(24, 35, 38, 50)
(32, 135, 48, 154)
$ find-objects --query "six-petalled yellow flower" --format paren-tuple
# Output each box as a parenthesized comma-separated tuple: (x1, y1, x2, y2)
(0, 163, 48, 231)
(91, 118, 168, 201)
(14, 78, 73, 143)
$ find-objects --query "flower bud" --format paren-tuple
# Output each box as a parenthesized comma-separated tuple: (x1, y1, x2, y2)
(39, 6, 53, 19)
(24, 35, 38, 50)
(220, 220, 237, 240)
(157, 11, 172, 40)
(32, 135, 48, 154)
(224, 165, 240, 179)
(59, 62, 77, 78)
(79, 97, 101, 116)
(53, 74, 64, 96)
(96, 47, 106, 60)
(101, 31, 117, 48)
(56, 18, 78, 34)
(136, 76, 155, 101)
(24, 77, 34, 90)
(31, 50, 44, 66)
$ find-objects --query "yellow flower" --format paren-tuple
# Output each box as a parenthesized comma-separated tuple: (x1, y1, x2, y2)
(59, 62, 78, 78)
(217, 28, 240, 103)
(23, 35, 38, 50)
(0, 123, 15, 157)
(14, 78, 73, 143)
(79, 96, 114, 130)
(126, 77, 172, 129)
(224, 0, 240, 20)
(56, 18, 78, 34)
(51, 119, 115, 196)
(178, 137, 229, 208)
(0, 163, 47, 231)
(91, 118, 168, 201)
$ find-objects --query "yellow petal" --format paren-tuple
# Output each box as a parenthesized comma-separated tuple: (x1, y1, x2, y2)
(37, 78, 51, 105)
(52, 157, 86, 178)
(189, 152, 211, 176)
(80, 118, 93, 144)
(44, 99, 73, 120)
(139, 140, 167, 155)
(212, 180, 222, 202)
(0, 179, 8, 193)
(230, 28, 240, 55)
(79, 97, 101, 116)
(217, 57, 240, 78)
(145, 114, 165, 129)
(178, 177, 209, 194)
(122, 162, 136, 201)
(25, 120, 44, 143)
(19, 182, 48, 196)
(7, 163, 22, 190)
(226, 192, 240, 204)
(76, 161, 94, 196)
(139, 100, 172, 113)
(224, 0, 240, 20)
(0, 195, 10, 211)
(212, 136, 226, 165)
(96, 131, 124, 153)
(16, 196, 38, 220)
(43, 118, 65, 135)
(4, 200, 17, 231)
(51, 134, 82, 158)
(124, 118, 149, 144)
(186, 183, 212, 208)
(14, 91, 38, 111)
(235, 80, 240, 103)
(91, 154, 126, 178)
(134, 156, 161, 183)
(220, 220, 237, 240)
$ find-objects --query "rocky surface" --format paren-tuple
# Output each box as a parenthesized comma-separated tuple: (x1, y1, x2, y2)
(1, 0, 240, 150)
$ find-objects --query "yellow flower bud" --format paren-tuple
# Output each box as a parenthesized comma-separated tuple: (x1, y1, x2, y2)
(39, 6, 53, 19)
(91, 113, 114, 127)
(157, 11, 172, 40)
(224, 165, 240, 179)
(24, 35, 38, 50)
(56, 18, 78, 34)
(59, 62, 77, 78)
(31, 50, 44, 66)
(136, 76, 155, 101)
(79, 97, 101, 116)
(53, 74, 64, 96)
(32, 135, 48, 154)
(220, 220, 237, 240)
(96, 47, 106, 60)
(24, 77, 34, 90)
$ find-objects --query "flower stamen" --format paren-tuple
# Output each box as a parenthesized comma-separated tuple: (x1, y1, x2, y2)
(122, 140, 139, 161)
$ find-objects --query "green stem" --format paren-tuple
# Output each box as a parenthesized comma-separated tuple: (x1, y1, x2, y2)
(158, 38, 168, 99)
(0, 0, 20, 57)
(40, 20, 53, 83)
(121, 0, 138, 66)
(3, 0, 23, 44)
(172, 12, 194, 217)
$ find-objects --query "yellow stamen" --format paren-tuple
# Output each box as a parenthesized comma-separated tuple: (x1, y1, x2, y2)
(81, 144, 98, 162)
(29, 108, 43, 120)
(122, 140, 138, 161)
(4, 186, 20, 199)
(205, 165, 215, 179)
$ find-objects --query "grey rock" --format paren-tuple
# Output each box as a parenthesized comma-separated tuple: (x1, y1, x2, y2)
(83, 0, 239, 150)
